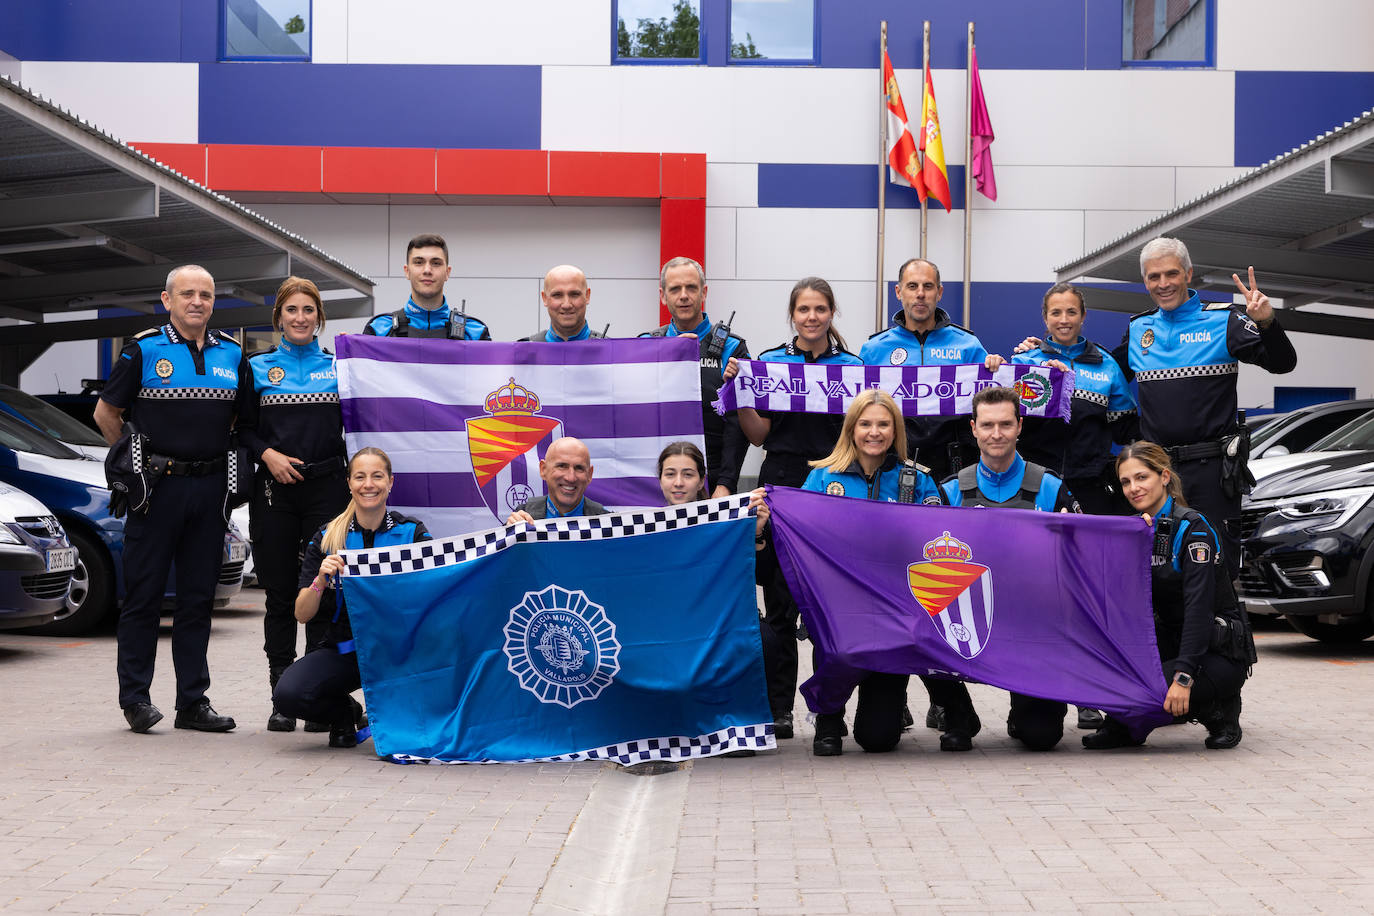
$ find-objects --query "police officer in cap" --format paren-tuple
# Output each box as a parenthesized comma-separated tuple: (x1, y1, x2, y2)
(519, 265, 605, 342)
(94, 265, 248, 734)
(363, 233, 493, 340)
(641, 257, 750, 496)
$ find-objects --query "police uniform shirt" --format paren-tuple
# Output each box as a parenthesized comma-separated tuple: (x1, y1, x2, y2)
(102, 323, 248, 460)
(363, 297, 493, 340)
(756, 339, 862, 459)
(1150, 497, 1233, 678)
(238, 338, 346, 466)
(1114, 289, 1296, 447)
(940, 453, 1079, 512)
(1012, 337, 1138, 478)
(519, 324, 601, 343)
(802, 453, 944, 504)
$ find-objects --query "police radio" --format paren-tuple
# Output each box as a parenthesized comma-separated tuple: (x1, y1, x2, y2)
(705, 311, 735, 360)
(1152, 514, 1176, 566)
(449, 298, 468, 340)
(600, 323, 611, 338)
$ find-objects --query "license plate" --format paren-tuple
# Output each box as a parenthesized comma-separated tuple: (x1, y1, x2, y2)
(46, 547, 76, 573)
(226, 542, 247, 563)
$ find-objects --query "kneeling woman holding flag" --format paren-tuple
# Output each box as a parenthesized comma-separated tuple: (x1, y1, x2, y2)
(274, 447, 431, 748)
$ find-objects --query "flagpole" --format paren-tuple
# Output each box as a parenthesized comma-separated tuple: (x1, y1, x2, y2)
(876, 21, 889, 335)
(963, 22, 975, 329)
(919, 20, 929, 259)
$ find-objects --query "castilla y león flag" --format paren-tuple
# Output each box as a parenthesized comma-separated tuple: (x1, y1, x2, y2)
(883, 50, 924, 194)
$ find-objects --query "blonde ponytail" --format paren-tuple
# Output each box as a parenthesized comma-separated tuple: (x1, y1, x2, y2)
(320, 446, 392, 554)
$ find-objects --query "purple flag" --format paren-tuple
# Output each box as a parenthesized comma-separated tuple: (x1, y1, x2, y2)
(713, 361, 1074, 420)
(767, 486, 1171, 739)
(969, 45, 998, 201)
(336, 336, 704, 537)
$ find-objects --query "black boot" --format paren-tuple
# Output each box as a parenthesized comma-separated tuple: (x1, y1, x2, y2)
(328, 696, 369, 748)
(1202, 694, 1243, 750)
(1082, 716, 1145, 750)
(940, 707, 981, 752)
(1076, 707, 1105, 730)
(812, 712, 845, 756)
(267, 667, 295, 732)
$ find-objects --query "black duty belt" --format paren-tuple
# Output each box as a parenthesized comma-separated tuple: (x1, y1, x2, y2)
(1166, 440, 1223, 462)
(297, 456, 346, 480)
(151, 455, 226, 477)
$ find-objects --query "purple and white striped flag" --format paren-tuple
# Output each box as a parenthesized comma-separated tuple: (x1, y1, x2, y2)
(713, 361, 1075, 420)
(336, 336, 704, 537)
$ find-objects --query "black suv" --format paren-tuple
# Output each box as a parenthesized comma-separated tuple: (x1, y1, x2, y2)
(1236, 413, 1374, 642)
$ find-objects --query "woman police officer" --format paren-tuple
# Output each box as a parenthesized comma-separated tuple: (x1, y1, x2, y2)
(238, 276, 349, 731)
(1082, 441, 1254, 750)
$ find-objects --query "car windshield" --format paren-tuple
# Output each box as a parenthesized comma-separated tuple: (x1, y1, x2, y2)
(1248, 411, 1296, 449)
(1308, 412, 1374, 452)
(0, 386, 107, 447)
(0, 411, 83, 460)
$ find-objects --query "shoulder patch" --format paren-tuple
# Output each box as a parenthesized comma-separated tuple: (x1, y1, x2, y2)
(132, 327, 161, 340)
(214, 329, 242, 345)
(1203, 301, 1235, 311)
(1188, 540, 1211, 564)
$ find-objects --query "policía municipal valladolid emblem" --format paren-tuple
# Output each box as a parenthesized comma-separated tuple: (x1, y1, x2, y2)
(267, 366, 285, 385)
(467, 378, 564, 521)
(907, 530, 994, 660)
(1140, 328, 1155, 351)
(1012, 371, 1051, 411)
(154, 358, 174, 380)
(504, 585, 621, 709)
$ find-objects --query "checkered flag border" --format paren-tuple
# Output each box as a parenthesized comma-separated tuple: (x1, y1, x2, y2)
(384, 721, 776, 767)
(342, 493, 756, 577)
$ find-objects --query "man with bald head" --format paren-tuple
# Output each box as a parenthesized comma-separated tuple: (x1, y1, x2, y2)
(520, 265, 604, 342)
(505, 437, 608, 522)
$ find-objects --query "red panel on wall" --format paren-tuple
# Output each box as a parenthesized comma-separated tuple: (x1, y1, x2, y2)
(658, 197, 707, 325)
(323, 147, 436, 195)
(660, 153, 707, 199)
(208, 144, 322, 193)
(549, 151, 660, 199)
(131, 143, 207, 185)
(437, 149, 548, 196)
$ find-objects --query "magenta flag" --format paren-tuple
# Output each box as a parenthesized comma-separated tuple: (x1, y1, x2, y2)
(969, 45, 997, 201)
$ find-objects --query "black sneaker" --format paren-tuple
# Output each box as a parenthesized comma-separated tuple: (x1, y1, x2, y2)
(173, 699, 236, 732)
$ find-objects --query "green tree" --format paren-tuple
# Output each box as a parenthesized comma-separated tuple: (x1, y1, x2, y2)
(284, 14, 305, 35)
(618, 0, 699, 58)
(731, 32, 762, 59)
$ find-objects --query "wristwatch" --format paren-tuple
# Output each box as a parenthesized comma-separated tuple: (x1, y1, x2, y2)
(1173, 671, 1194, 688)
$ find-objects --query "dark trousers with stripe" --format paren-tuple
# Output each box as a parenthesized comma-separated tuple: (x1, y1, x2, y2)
(116, 474, 228, 710)
(273, 645, 361, 729)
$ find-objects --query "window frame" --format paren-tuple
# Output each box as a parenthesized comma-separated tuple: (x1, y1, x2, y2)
(725, 0, 819, 67)
(611, 0, 707, 66)
(219, 0, 313, 63)
(1120, 0, 1215, 69)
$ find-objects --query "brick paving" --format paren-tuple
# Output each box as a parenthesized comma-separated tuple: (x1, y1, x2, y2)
(3, 593, 1374, 914)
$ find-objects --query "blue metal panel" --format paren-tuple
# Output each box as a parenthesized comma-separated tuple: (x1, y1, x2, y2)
(0, 0, 185, 62)
(1273, 387, 1355, 411)
(1234, 71, 1374, 167)
(197, 63, 542, 149)
(758, 163, 966, 210)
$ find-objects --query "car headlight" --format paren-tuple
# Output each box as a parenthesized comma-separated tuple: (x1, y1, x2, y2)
(0, 524, 20, 545)
(1274, 486, 1374, 532)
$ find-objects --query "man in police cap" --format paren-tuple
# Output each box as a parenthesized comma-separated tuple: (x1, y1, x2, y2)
(363, 233, 493, 340)
(94, 265, 249, 734)
(641, 256, 750, 496)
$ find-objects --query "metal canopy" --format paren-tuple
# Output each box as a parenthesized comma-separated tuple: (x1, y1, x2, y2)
(0, 74, 374, 382)
(1056, 108, 1374, 341)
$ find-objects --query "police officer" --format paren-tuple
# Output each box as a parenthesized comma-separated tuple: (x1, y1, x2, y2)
(860, 258, 1007, 482)
(238, 276, 349, 732)
(800, 389, 946, 756)
(1012, 282, 1138, 516)
(94, 265, 248, 734)
(940, 386, 1081, 751)
(363, 233, 493, 340)
(1084, 442, 1253, 750)
(723, 277, 860, 739)
(1111, 238, 1296, 575)
(519, 265, 605, 342)
(641, 257, 750, 496)
(504, 437, 608, 522)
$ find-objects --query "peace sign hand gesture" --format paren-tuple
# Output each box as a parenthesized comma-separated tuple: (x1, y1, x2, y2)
(1231, 266, 1274, 325)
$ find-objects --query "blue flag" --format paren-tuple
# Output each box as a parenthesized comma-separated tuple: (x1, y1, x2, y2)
(340, 496, 774, 764)
(767, 486, 1173, 739)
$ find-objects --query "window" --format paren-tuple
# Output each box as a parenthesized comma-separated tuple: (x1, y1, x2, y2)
(729, 0, 816, 63)
(1122, 0, 1214, 67)
(615, 0, 703, 63)
(222, 0, 311, 62)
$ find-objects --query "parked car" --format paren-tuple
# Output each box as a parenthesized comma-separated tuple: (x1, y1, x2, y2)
(0, 482, 75, 630)
(0, 383, 111, 459)
(1236, 412, 1374, 642)
(1247, 398, 1374, 461)
(0, 412, 247, 636)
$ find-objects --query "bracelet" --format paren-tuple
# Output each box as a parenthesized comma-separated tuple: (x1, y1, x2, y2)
(309, 579, 324, 594)
(755, 533, 767, 544)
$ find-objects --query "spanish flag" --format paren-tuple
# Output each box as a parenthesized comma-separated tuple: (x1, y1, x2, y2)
(919, 64, 953, 212)
(882, 50, 924, 194)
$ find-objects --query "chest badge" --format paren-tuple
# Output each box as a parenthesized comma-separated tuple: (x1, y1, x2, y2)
(154, 358, 174, 380)
(1139, 329, 1155, 351)
(267, 366, 286, 386)
(826, 481, 846, 496)
(889, 347, 908, 365)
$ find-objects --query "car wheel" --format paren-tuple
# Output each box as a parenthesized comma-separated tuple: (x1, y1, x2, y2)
(1285, 613, 1374, 644)
(23, 527, 115, 636)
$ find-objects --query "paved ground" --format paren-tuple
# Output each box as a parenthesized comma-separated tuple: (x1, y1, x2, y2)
(4, 591, 1374, 915)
